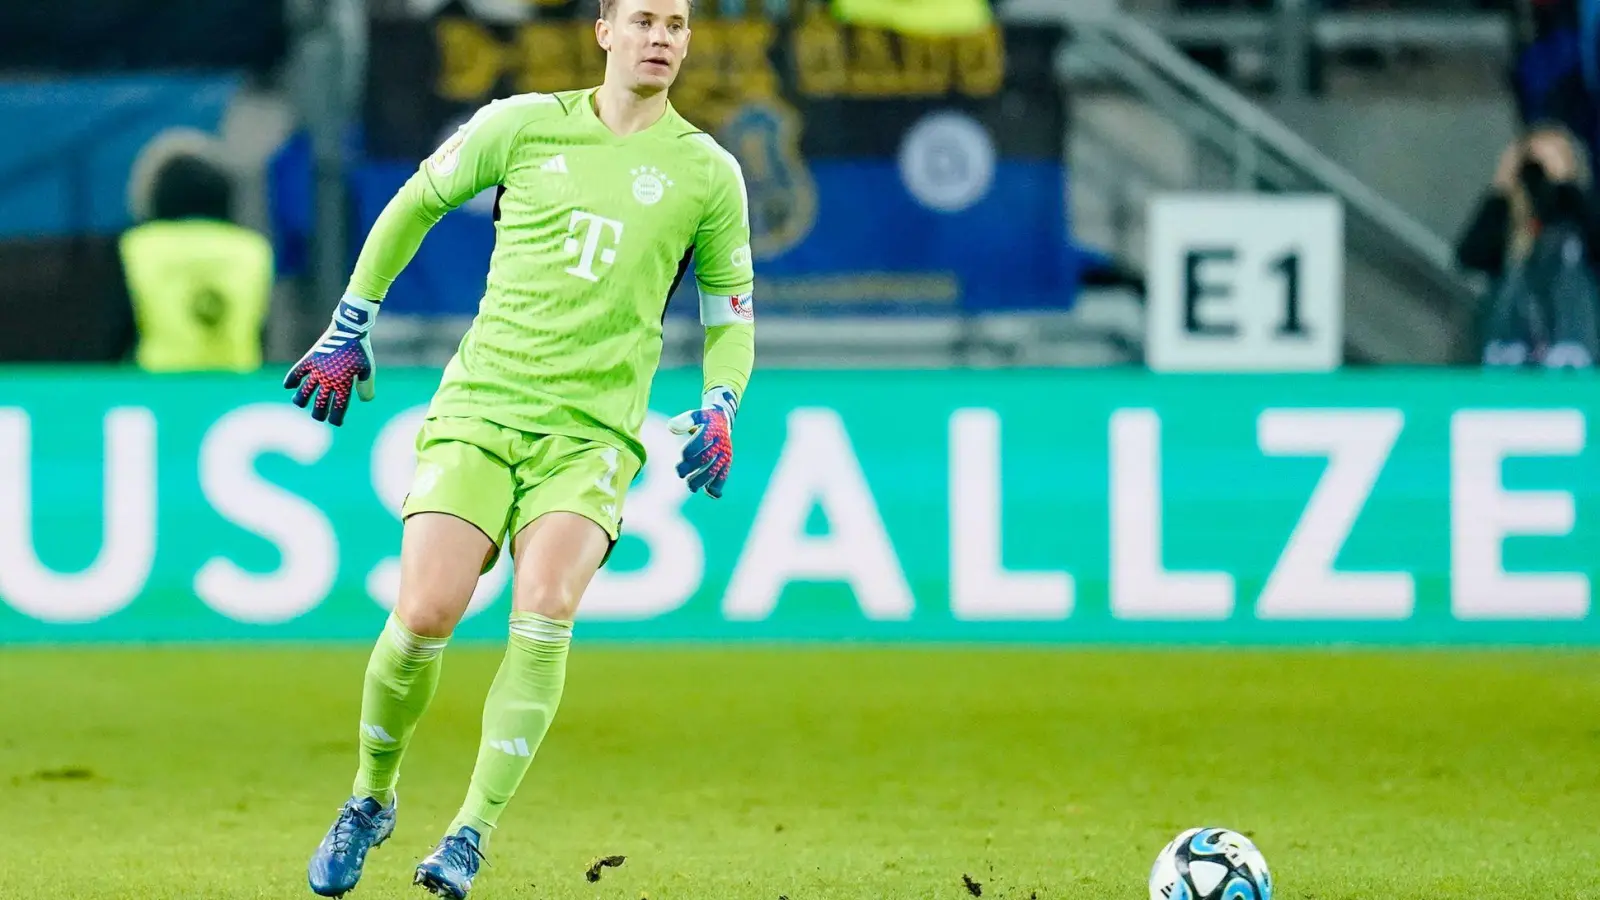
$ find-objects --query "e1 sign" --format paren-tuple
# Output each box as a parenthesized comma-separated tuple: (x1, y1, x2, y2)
(1146, 193, 1344, 372)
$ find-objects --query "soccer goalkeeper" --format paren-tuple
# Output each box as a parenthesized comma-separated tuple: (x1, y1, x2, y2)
(288, 1, 754, 896)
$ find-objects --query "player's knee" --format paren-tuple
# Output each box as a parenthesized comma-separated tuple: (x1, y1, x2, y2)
(515, 581, 582, 621)
(393, 598, 460, 640)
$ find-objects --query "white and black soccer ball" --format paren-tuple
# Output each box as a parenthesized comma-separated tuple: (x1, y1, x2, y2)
(1148, 827, 1272, 900)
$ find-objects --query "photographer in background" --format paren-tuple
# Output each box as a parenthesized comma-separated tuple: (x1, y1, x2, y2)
(1456, 122, 1600, 367)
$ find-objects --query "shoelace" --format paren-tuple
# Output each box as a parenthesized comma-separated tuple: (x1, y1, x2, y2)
(328, 803, 378, 855)
(438, 835, 489, 872)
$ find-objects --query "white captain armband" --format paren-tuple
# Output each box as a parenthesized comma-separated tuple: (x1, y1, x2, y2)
(699, 287, 755, 327)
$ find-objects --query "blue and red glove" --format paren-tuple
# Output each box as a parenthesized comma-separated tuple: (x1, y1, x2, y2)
(283, 295, 379, 426)
(669, 387, 737, 499)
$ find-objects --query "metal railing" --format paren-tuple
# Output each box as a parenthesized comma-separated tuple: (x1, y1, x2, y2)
(1002, 0, 1481, 362)
(1132, 10, 1510, 52)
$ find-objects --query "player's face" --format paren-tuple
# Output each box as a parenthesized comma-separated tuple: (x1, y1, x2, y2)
(597, 0, 691, 93)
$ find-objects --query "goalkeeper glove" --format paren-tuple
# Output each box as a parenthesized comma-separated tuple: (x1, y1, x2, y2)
(669, 386, 737, 499)
(283, 294, 379, 427)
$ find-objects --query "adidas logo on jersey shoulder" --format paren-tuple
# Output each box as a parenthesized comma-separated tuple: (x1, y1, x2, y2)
(541, 154, 569, 174)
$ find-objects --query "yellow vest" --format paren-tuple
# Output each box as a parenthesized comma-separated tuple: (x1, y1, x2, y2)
(119, 220, 273, 373)
(831, 0, 993, 35)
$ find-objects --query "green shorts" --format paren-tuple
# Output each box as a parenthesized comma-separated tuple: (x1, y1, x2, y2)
(400, 415, 642, 571)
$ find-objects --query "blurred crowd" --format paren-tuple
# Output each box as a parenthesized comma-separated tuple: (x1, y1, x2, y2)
(13, 0, 1600, 371)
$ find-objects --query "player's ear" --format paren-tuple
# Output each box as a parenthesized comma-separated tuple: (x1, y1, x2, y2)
(595, 18, 611, 52)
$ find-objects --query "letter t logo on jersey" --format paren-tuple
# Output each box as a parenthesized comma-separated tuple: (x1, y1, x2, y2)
(564, 211, 626, 283)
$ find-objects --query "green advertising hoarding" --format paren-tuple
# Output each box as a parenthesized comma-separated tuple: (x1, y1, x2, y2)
(0, 367, 1595, 644)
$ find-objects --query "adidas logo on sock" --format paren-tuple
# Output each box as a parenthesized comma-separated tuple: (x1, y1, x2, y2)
(361, 722, 397, 743)
(541, 155, 568, 174)
(490, 737, 532, 757)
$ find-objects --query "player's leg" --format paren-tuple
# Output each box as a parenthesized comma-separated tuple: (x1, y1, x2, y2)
(416, 438, 636, 898)
(453, 510, 611, 834)
(309, 417, 516, 898)
(351, 513, 496, 802)
(311, 514, 491, 897)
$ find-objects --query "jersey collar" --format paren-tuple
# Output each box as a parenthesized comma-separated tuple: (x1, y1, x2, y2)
(581, 86, 680, 143)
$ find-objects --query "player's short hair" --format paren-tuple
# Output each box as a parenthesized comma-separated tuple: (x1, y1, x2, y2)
(598, 0, 693, 21)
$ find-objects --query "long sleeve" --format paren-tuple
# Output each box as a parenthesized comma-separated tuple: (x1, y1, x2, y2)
(691, 137, 756, 404)
(345, 175, 452, 301)
(345, 95, 532, 301)
(702, 322, 754, 401)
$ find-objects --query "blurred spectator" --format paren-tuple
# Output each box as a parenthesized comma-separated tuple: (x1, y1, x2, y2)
(1456, 122, 1600, 366)
(109, 138, 274, 373)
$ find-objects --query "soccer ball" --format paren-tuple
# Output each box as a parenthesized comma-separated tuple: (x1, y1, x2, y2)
(1147, 827, 1272, 900)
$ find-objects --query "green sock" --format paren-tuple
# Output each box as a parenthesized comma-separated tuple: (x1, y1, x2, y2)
(449, 612, 572, 842)
(352, 613, 448, 806)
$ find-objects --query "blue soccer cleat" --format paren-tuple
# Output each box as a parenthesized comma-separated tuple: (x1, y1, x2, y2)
(413, 826, 486, 898)
(307, 795, 397, 897)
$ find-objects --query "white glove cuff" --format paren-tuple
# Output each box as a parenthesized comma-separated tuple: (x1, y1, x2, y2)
(703, 386, 738, 421)
(333, 294, 382, 334)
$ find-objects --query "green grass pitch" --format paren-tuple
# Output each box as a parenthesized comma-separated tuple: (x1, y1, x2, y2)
(2, 645, 1596, 899)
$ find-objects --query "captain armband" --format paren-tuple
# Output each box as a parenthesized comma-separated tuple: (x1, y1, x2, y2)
(699, 287, 754, 327)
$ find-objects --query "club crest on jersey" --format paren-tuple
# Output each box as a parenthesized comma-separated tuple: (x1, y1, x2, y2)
(631, 166, 673, 206)
(730, 291, 754, 321)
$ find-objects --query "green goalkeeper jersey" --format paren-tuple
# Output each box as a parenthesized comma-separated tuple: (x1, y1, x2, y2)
(350, 88, 755, 466)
